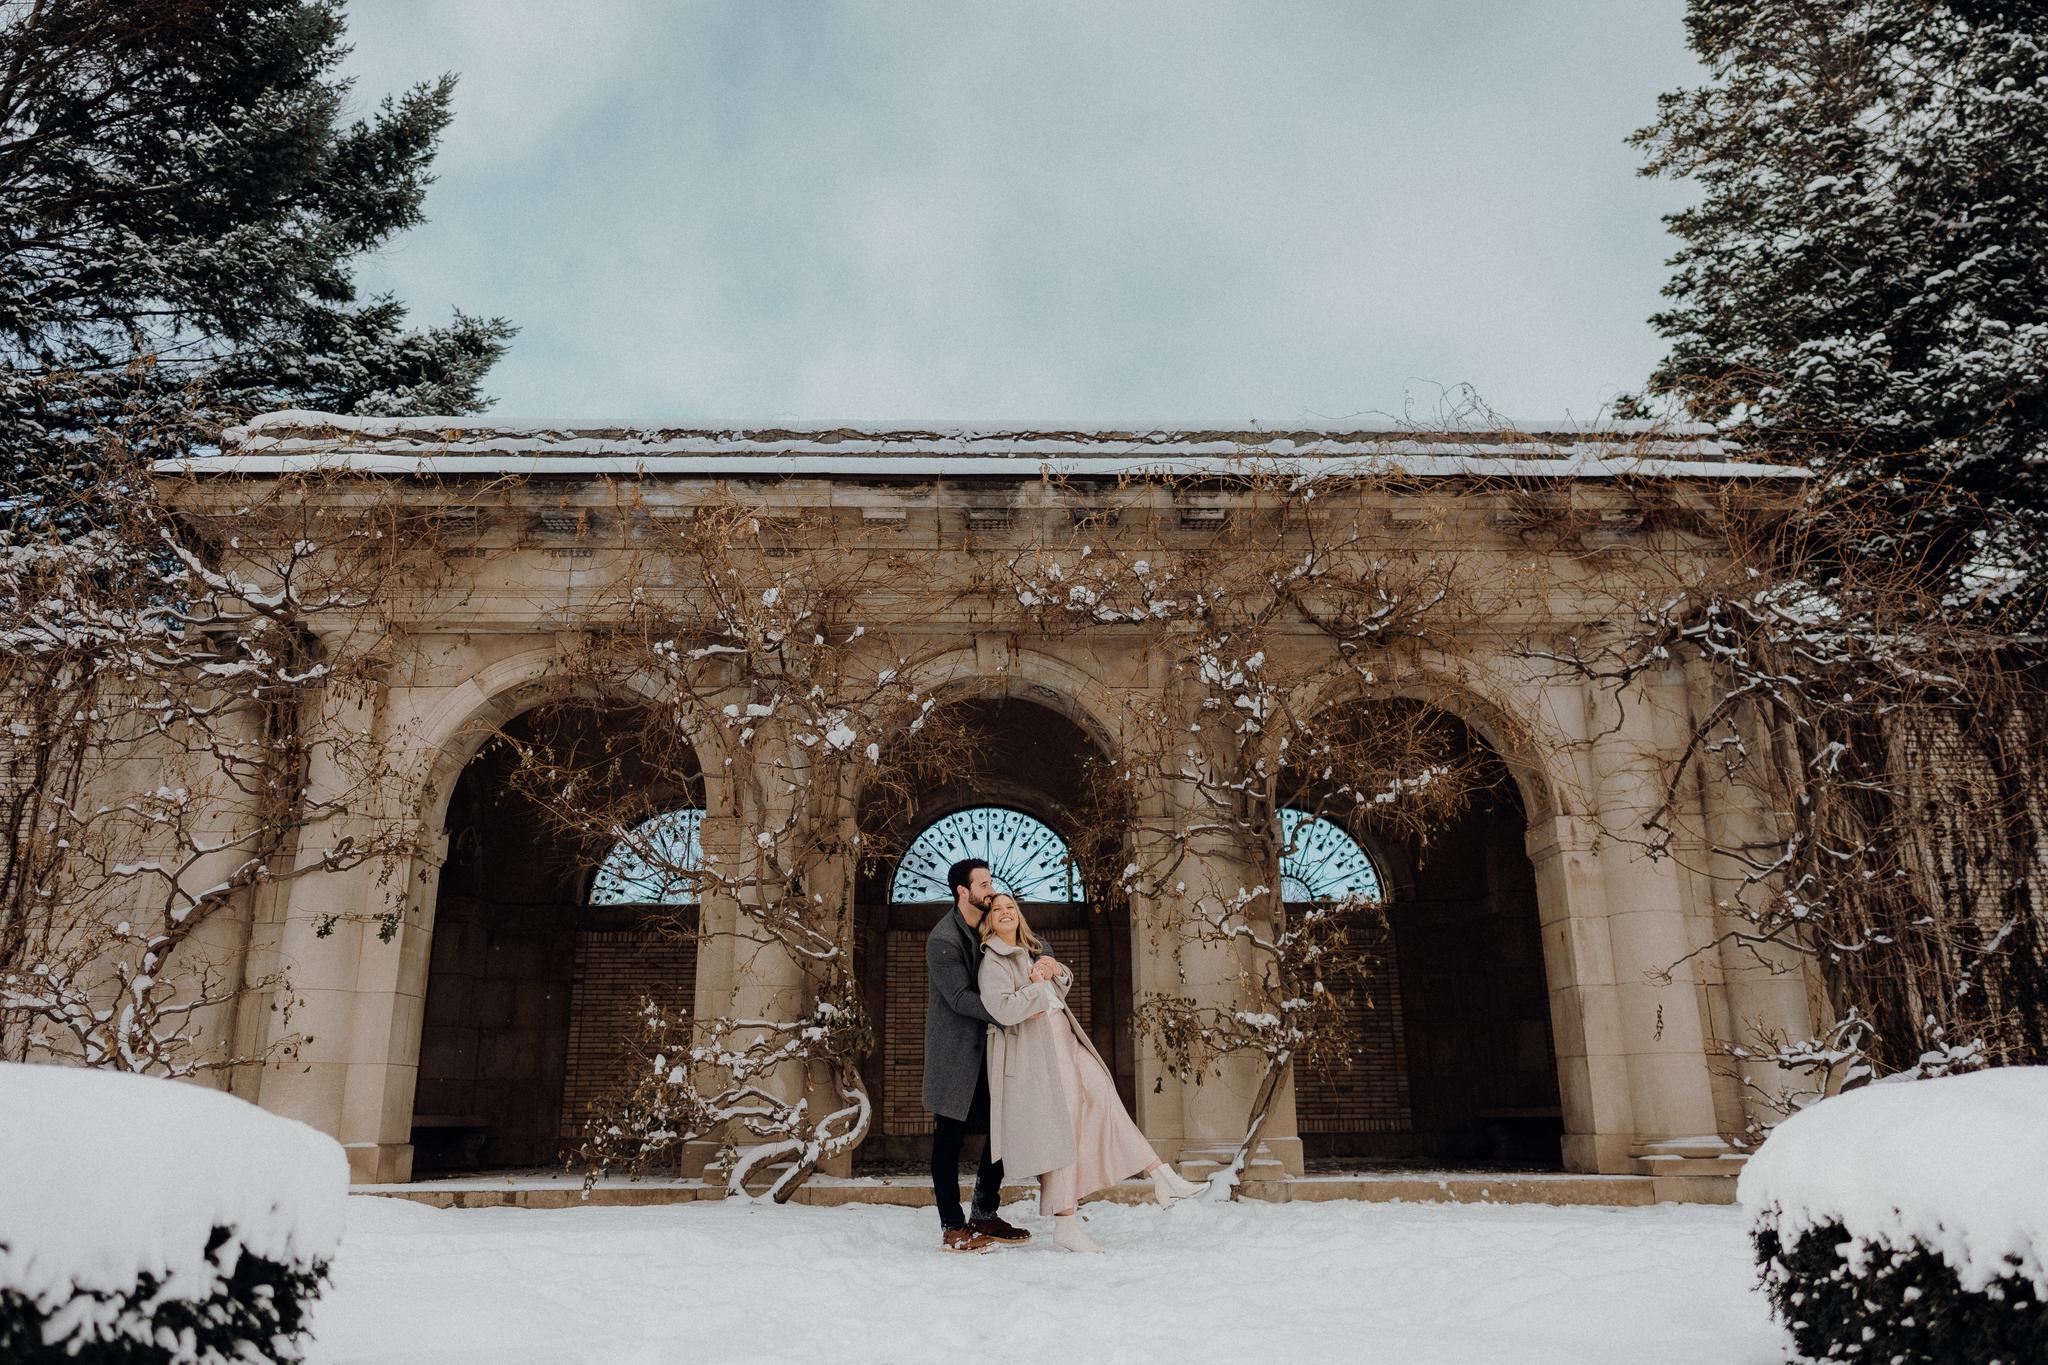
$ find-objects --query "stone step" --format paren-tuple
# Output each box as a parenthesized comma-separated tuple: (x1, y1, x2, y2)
(1626, 1137, 1747, 1203)
(1630, 1153, 1749, 1175)
(1631, 1135, 1747, 1160)
(1175, 1143, 1291, 1185)
(356, 1169, 1704, 1210)
(1246, 1174, 1665, 1207)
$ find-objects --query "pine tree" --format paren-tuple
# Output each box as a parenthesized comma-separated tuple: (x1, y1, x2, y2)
(0, 0, 514, 523)
(1634, 1, 2048, 621)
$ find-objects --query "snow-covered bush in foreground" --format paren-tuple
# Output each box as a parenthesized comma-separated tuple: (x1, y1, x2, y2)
(1739, 1067, 2047, 1364)
(0, 1064, 348, 1364)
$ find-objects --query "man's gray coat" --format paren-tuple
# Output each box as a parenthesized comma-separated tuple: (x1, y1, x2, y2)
(923, 908, 997, 1121)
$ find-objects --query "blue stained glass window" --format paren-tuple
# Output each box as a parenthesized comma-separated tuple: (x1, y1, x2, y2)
(1279, 808, 1384, 904)
(889, 806, 1084, 904)
(590, 808, 704, 906)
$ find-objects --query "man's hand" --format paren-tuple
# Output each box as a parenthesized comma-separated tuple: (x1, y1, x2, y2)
(1030, 955, 1066, 983)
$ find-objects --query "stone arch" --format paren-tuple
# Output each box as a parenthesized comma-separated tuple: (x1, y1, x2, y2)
(848, 669, 1139, 1165)
(1280, 671, 1575, 1168)
(1287, 653, 1572, 823)
(878, 643, 1128, 770)
(857, 644, 1187, 899)
(404, 646, 727, 841)
(380, 650, 723, 1175)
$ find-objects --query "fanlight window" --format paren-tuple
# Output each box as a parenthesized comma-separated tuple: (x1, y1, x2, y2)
(590, 808, 705, 906)
(890, 806, 1084, 904)
(1279, 808, 1384, 904)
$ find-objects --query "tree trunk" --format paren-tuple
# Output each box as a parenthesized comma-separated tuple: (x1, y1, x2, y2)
(1216, 1049, 1291, 1200)
(767, 1066, 874, 1204)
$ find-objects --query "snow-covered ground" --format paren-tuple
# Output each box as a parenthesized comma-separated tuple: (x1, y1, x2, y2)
(311, 1195, 1787, 1365)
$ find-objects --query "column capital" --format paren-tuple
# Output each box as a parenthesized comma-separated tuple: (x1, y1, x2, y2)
(1525, 811, 1600, 861)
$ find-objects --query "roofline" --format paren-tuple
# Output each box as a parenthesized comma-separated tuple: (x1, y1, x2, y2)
(151, 409, 1802, 482)
(224, 409, 1726, 443)
(159, 451, 1804, 481)
(160, 410, 1804, 482)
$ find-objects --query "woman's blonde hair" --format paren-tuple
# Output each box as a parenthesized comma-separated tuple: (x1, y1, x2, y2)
(978, 893, 1045, 955)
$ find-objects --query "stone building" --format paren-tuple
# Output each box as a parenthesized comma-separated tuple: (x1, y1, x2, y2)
(148, 413, 1817, 1197)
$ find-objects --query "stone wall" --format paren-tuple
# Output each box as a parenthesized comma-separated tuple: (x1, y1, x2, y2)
(136, 440, 1813, 1184)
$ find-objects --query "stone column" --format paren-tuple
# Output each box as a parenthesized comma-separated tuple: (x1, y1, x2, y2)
(683, 811, 742, 1180)
(803, 785, 861, 1179)
(254, 662, 420, 1183)
(173, 693, 273, 1098)
(1122, 787, 1185, 1154)
(1524, 811, 1637, 1173)
(1683, 662, 1817, 1129)
(1157, 752, 1298, 1181)
(698, 741, 813, 1190)
(1584, 678, 1725, 1153)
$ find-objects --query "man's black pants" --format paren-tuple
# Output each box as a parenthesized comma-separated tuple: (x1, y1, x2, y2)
(930, 1068, 1003, 1230)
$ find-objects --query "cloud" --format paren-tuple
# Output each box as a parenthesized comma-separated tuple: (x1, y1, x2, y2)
(342, 0, 1702, 423)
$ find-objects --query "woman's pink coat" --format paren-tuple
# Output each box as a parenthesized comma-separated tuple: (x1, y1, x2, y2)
(978, 937, 1112, 1180)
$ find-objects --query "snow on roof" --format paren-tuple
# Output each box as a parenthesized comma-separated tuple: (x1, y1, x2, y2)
(161, 410, 1803, 481)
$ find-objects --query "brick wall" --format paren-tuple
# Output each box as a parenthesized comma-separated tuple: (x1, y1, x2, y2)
(559, 929, 696, 1138)
(1295, 946, 1411, 1133)
(882, 930, 931, 1137)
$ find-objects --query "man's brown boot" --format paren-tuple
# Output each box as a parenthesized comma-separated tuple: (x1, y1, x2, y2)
(967, 1214, 1031, 1244)
(941, 1226, 995, 1253)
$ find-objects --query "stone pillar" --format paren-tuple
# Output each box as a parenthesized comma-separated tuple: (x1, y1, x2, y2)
(1122, 789, 1186, 1155)
(1157, 761, 1298, 1181)
(255, 664, 420, 1183)
(1525, 812, 1637, 1173)
(1170, 935, 1287, 1178)
(1584, 680, 1724, 1153)
(695, 748, 813, 1190)
(173, 694, 272, 1094)
(1683, 664, 1817, 1130)
(683, 811, 742, 1180)
(805, 787, 861, 1179)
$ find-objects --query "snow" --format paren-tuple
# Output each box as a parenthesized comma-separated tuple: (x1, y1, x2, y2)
(230, 410, 1725, 442)
(309, 1196, 1785, 1365)
(1738, 1066, 2048, 1296)
(0, 1062, 349, 1309)
(167, 449, 1800, 483)
(155, 411, 1810, 483)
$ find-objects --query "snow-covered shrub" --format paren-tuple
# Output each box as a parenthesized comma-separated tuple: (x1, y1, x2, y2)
(0, 1064, 348, 1364)
(1740, 1068, 2048, 1364)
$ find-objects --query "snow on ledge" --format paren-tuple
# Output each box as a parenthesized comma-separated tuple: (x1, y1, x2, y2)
(153, 411, 1806, 482)
(227, 409, 1726, 443)
(166, 450, 1803, 481)
(1737, 1067, 2048, 1295)
(0, 1062, 349, 1306)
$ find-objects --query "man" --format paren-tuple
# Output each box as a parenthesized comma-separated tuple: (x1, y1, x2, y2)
(923, 856, 1068, 1252)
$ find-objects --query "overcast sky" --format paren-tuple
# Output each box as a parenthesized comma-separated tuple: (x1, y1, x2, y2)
(341, 1, 1702, 425)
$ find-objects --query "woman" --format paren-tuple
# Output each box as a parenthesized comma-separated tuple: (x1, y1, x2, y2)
(976, 893, 1205, 1252)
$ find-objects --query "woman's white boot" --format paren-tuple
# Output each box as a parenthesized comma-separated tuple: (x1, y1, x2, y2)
(1147, 1164, 1204, 1205)
(1052, 1212, 1104, 1253)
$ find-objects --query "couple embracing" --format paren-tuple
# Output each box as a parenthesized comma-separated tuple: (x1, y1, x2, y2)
(923, 857, 1205, 1253)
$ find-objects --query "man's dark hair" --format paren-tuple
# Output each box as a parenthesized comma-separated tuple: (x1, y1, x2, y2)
(947, 858, 991, 899)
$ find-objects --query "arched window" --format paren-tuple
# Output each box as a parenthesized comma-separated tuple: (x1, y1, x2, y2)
(890, 805, 1084, 904)
(589, 808, 705, 906)
(1279, 807, 1384, 904)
